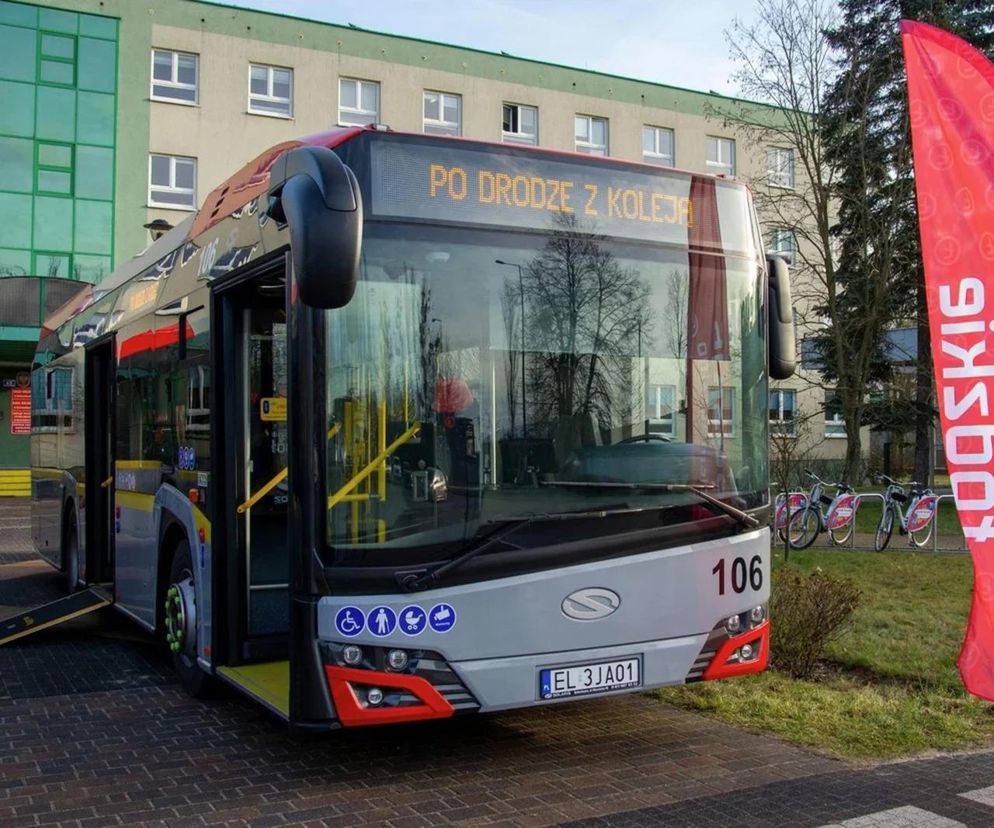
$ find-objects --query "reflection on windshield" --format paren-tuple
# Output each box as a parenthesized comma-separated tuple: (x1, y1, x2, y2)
(325, 209, 766, 556)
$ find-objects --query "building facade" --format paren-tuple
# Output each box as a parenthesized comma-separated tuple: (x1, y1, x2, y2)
(0, 0, 836, 486)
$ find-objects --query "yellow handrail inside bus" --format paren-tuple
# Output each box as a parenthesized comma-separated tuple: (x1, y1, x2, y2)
(237, 467, 288, 514)
(327, 421, 341, 440)
(100, 476, 114, 489)
(327, 421, 420, 511)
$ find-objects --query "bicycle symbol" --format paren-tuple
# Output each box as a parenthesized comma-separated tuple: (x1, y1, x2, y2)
(335, 606, 365, 637)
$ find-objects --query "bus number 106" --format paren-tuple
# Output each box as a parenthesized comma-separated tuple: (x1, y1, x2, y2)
(712, 555, 763, 595)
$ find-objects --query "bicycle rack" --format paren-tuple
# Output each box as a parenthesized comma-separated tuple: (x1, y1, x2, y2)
(845, 492, 885, 550)
(776, 490, 968, 553)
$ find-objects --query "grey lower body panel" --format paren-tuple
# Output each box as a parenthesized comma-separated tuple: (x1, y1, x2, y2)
(452, 633, 706, 712)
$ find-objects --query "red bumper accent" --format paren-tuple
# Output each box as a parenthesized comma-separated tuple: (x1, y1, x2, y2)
(323, 665, 455, 727)
(702, 621, 770, 681)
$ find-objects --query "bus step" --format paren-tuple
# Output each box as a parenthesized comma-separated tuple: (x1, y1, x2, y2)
(0, 588, 112, 646)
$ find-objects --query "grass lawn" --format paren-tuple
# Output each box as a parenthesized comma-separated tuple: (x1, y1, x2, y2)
(655, 547, 994, 760)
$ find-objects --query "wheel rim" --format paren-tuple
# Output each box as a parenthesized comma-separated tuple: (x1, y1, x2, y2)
(165, 575, 196, 661)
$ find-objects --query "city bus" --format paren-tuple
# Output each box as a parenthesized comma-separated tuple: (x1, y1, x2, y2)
(24, 126, 794, 729)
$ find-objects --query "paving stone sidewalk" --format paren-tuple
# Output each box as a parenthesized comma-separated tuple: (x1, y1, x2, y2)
(1, 498, 992, 827)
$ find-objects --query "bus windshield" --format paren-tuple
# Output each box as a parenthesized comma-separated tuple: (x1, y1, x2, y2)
(323, 216, 767, 565)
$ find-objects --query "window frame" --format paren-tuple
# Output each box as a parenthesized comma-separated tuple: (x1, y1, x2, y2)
(642, 125, 675, 167)
(35, 140, 74, 197)
(825, 389, 847, 438)
(575, 114, 608, 156)
(705, 136, 735, 176)
(502, 102, 538, 145)
(707, 385, 736, 438)
(423, 90, 462, 136)
(37, 30, 76, 88)
(148, 153, 197, 211)
(150, 48, 199, 105)
(338, 77, 380, 126)
(767, 146, 795, 188)
(247, 63, 294, 119)
(645, 383, 677, 437)
(768, 228, 797, 264)
(769, 388, 797, 437)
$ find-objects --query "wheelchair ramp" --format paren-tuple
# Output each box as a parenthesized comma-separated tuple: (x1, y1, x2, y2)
(0, 587, 112, 645)
(216, 661, 290, 719)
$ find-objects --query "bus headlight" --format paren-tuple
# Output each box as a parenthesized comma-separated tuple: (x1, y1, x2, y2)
(725, 614, 742, 633)
(387, 649, 409, 671)
(366, 687, 384, 706)
(740, 643, 755, 660)
(343, 645, 363, 666)
(749, 605, 765, 625)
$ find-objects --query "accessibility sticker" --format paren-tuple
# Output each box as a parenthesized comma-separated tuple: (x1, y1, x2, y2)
(400, 605, 427, 636)
(369, 606, 397, 637)
(335, 606, 365, 638)
(429, 603, 456, 633)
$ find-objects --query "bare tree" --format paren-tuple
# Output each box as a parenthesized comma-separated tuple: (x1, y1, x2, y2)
(520, 213, 652, 440)
(711, 0, 903, 480)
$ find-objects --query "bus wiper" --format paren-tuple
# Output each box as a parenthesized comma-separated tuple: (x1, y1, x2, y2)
(540, 480, 760, 529)
(399, 518, 536, 592)
(399, 507, 644, 592)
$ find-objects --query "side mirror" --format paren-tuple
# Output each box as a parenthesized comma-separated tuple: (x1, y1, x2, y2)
(267, 146, 363, 309)
(766, 255, 796, 380)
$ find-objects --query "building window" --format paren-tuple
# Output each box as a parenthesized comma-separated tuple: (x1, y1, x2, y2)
(338, 78, 379, 126)
(423, 91, 461, 135)
(502, 103, 537, 145)
(35, 141, 73, 196)
(768, 229, 797, 263)
(769, 389, 797, 436)
(248, 64, 293, 118)
(38, 31, 76, 86)
(767, 146, 795, 188)
(32, 366, 73, 432)
(151, 49, 198, 104)
(646, 384, 677, 436)
(825, 389, 846, 437)
(707, 386, 736, 437)
(148, 154, 196, 209)
(706, 136, 735, 175)
(575, 115, 608, 155)
(642, 125, 674, 166)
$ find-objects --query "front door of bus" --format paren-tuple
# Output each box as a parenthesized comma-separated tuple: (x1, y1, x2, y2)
(215, 265, 291, 660)
(241, 298, 289, 640)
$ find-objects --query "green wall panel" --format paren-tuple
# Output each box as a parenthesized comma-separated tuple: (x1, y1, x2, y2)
(0, 192, 31, 247)
(37, 6, 74, 33)
(0, 80, 35, 136)
(32, 194, 72, 249)
(76, 90, 113, 145)
(35, 84, 75, 141)
(78, 36, 115, 92)
(73, 199, 112, 254)
(0, 2, 34, 26)
(0, 23, 35, 81)
(0, 136, 33, 191)
(75, 144, 112, 199)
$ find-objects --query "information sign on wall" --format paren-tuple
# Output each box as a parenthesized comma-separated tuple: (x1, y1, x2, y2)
(10, 388, 31, 435)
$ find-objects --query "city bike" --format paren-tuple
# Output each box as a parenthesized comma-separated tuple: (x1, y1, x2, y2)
(784, 470, 860, 550)
(873, 473, 939, 551)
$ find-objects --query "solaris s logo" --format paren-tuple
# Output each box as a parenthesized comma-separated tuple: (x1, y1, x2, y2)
(561, 588, 621, 621)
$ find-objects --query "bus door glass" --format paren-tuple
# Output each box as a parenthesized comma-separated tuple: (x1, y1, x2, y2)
(241, 302, 289, 637)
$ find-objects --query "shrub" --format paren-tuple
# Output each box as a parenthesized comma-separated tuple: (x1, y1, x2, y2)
(771, 567, 860, 678)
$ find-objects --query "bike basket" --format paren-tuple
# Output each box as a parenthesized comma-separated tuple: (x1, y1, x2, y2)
(892, 491, 908, 503)
(820, 494, 834, 506)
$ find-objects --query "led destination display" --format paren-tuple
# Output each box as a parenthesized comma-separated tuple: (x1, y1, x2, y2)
(369, 139, 744, 247)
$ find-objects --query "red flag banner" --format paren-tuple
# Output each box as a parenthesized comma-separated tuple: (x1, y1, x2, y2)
(902, 20, 994, 701)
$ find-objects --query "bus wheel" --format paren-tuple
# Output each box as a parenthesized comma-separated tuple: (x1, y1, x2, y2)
(64, 509, 80, 594)
(164, 539, 212, 697)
